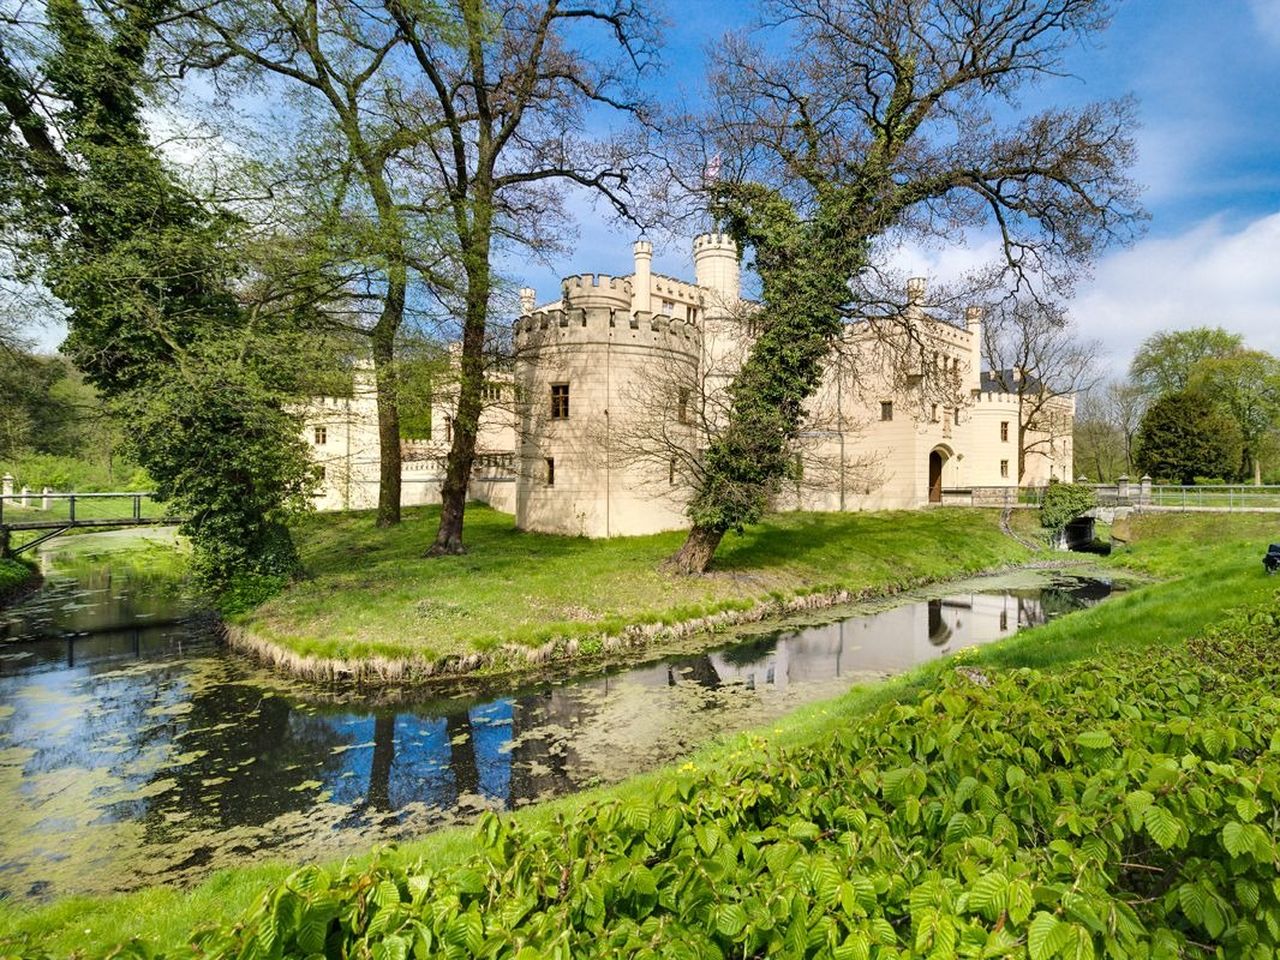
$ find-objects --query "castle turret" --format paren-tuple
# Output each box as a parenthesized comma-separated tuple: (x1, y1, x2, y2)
(964, 305, 983, 394)
(632, 240, 652, 315)
(692, 233, 739, 306)
(519, 287, 537, 316)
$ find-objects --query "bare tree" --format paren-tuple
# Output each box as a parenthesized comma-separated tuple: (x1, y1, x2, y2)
(385, 0, 659, 556)
(983, 298, 1099, 483)
(1075, 378, 1144, 481)
(661, 0, 1142, 573)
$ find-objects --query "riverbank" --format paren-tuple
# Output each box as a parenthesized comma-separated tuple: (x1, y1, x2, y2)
(0, 557, 40, 606)
(4, 512, 1276, 958)
(230, 506, 1031, 683)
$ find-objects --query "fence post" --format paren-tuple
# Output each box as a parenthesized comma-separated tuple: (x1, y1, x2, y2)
(20, 485, 30, 508)
(1116, 475, 1130, 504)
(69, 495, 75, 523)
(133, 495, 141, 520)
(41, 487, 51, 510)
(1, 474, 12, 499)
(1139, 475, 1152, 506)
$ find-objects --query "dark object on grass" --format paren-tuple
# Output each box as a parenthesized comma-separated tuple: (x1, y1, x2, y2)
(1265, 544, 1280, 575)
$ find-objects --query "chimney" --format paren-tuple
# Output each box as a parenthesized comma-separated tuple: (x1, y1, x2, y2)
(633, 240, 653, 314)
(519, 287, 536, 315)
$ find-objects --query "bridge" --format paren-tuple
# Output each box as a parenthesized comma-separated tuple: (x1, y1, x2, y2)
(0, 488, 183, 557)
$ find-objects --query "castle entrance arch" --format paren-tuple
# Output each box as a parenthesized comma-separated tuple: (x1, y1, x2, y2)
(928, 447, 950, 503)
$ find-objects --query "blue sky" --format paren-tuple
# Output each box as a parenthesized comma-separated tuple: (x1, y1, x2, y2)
(510, 0, 1280, 373)
(22, 1, 1280, 372)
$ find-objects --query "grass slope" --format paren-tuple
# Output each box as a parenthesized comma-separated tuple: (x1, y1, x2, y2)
(237, 506, 1028, 665)
(0, 556, 38, 603)
(4, 512, 1277, 957)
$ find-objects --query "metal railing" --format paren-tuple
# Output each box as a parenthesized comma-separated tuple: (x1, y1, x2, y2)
(943, 482, 1280, 513)
(0, 491, 169, 528)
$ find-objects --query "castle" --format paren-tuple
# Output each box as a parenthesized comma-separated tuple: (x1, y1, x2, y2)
(303, 234, 1074, 536)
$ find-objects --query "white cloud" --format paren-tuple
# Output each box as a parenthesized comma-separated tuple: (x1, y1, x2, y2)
(1072, 211, 1280, 373)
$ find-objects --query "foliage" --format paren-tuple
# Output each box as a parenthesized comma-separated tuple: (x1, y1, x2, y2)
(76, 593, 1280, 960)
(1135, 390, 1244, 485)
(0, 1, 330, 589)
(1129, 327, 1243, 398)
(0, 556, 38, 598)
(1039, 481, 1098, 531)
(0, 452, 150, 493)
(1186, 350, 1280, 483)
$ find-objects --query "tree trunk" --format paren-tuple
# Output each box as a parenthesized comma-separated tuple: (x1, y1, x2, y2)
(429, 215, 491, 556)
(667, 523, 725, 575)
(371, 274, 406, 527)
(366, 713, 396, 812)
(1255, 455, 1263, 487)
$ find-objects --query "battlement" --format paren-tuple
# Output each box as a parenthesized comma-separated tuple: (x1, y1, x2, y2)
(561, 273, 633, 308)
(693, 232, 737, 252)
(513, 305, 701, 357)
(650, 273, 703, 304)
(972, 390, 1022, 407)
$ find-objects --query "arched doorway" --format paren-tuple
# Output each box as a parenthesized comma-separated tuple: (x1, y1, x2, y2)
(928, 450, 945, 503)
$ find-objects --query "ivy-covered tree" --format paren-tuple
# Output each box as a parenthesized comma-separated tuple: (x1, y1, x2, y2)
(1135, 389, 1243, 486)
(667, 0, 1144, 573)
(0, 0, 325, 589)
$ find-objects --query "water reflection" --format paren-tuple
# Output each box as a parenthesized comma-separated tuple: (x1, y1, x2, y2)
(0, 553, 1116, 900)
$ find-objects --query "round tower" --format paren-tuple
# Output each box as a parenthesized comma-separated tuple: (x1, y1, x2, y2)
(692, 232, 740, 305)
(515, 272, 699, 539)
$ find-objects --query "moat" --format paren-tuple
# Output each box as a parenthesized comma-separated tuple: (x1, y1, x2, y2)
(0, 533, 1120, 900)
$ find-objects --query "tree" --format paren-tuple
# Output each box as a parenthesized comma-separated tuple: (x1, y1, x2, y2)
(385, 0, 657, 556)
(1129, 327, 1242, 398)
(1187, 350, 1280, 485)
(171, 0, 461, 528)
(983, 299, 1099, 484)
(1073, 379, 1144, 481)
(667, 0, 1143, 573)
(1134, 390, 1243, 486)
(0, 0, 325, 587)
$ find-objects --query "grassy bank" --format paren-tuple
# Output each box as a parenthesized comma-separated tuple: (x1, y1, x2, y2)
(4, 512, 1277, 958)
(232, 506, 1029, 680)
(0, 556, 39, 604)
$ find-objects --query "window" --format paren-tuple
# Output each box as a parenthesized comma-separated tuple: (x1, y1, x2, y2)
(880, 401, 893, 422)
(931, 404, 939, 422)
(669, 459, 676, 485)
(678, 387, 691, 424)
(314, 426, 327, 445)
(688, 307, 698, 323)
(545, 457, 555, 486)
(317, 465, 326, 481)
(1000, 459, 1009, 479)
(550, 383, 570, 420)
(953, 407, 961, 426)
(660, 300, 674, 316)
(482, 383, 501, 402)
(1000, 420, 1010, 442)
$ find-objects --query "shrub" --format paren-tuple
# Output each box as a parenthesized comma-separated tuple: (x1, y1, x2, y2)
(87, 592, 1280, 960)
(1040, 481, 1098, 531)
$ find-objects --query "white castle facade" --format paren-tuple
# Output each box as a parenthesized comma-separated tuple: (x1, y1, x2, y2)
(303, 234, 1074, 536)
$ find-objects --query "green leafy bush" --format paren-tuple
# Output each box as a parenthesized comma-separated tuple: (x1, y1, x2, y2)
(1040, 481, 1098, 532)
(87, 592, 1280, 960)
(0, 557, 38, 598)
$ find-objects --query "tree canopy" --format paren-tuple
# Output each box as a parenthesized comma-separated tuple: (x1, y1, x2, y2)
(1135, 389, 1243, 486)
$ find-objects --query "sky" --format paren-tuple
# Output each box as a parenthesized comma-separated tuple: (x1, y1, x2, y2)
(506, 0, 1280, 376)
(19, 0, 1280, 376)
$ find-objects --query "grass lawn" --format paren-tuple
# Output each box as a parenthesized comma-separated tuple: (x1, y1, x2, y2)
(4, 511, 1277, 958)
(236, 505, 1030, 668)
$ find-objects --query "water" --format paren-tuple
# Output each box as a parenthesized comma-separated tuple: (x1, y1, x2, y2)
(0, 537, 1118, 901)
